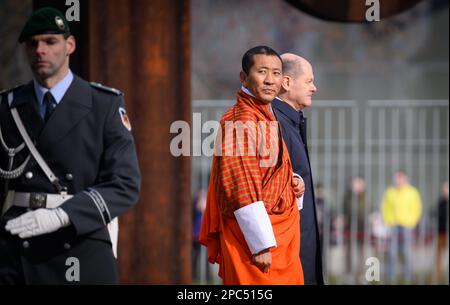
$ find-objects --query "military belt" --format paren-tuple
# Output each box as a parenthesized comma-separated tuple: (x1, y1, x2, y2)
(2, 191, 73, 215)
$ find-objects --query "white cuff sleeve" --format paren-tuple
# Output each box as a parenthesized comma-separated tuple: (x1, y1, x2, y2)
(107, 217, 119, 258)
(293, 173, 302, 180)
(297, 196, 304, 210)
(234, 201, 277, 254)
(292, 173, 304, 210)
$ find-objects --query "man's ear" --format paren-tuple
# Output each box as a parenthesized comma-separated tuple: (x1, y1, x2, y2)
(66, 35, 76, 56)
(281, 75, 291, 91)
(239, 71, 247, 87)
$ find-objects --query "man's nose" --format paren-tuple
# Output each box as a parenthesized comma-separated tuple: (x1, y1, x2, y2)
(264, 73, 275, 84)
(35, 41, 46, 54)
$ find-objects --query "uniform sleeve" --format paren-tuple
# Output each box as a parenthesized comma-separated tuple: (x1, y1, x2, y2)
(60, 96, 141, 236)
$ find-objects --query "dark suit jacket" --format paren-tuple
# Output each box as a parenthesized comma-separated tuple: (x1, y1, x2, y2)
(272, 98, 324, 285)
(0, 75, 141, 284)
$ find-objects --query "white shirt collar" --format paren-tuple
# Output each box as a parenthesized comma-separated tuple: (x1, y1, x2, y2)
(240, 85, 256, 98)
(241, 85, 275, 116)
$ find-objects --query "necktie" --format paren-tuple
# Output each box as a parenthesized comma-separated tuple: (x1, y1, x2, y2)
(44, 91, 56, 122)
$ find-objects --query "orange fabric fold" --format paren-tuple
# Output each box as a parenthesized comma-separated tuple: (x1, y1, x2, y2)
(199, 90, 304, 285)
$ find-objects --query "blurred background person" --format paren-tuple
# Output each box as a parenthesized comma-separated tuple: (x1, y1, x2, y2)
(192, 187, 207, 283)
(435, 181, 449, 282)
(342, 176, 367, 283)
(314, 182, 326, 242)
(381, 170, 422, 284)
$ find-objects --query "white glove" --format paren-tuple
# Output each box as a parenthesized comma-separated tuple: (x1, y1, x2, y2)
(5, 208, 71, 239)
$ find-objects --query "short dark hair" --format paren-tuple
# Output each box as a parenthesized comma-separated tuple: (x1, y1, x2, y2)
(242, 45, 282, 75)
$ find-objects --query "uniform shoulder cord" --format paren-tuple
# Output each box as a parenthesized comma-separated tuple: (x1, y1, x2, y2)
(0, 93, 31, 211)
(0, 123, 31, 180)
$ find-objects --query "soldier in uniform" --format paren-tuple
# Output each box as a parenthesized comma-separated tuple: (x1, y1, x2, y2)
(0, 7, 141, 284)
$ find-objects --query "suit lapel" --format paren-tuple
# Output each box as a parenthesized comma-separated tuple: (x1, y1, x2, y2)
(9, 81, 44, 141)
(37, 76, 92, 147)
(299, 114, 308, 147)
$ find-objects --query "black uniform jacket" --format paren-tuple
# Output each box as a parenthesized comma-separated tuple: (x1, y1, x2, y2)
(272, 98, 324, 285)
(0, 75, 141, 284)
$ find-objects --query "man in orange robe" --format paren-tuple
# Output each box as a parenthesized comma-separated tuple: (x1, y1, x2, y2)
(199, 46, 304, 285)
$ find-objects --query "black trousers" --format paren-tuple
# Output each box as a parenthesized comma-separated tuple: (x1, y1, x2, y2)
(0, 230, 118, 285)
(0, 233, 25, 284)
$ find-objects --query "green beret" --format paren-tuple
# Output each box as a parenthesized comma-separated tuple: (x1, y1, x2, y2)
(19, 7, 70, 43)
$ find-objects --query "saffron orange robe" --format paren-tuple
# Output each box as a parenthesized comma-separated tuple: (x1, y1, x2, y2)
(199, 89, 304, 285)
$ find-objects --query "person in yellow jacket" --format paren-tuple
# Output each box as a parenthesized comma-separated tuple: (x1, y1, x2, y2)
(381, 170, 422, 284)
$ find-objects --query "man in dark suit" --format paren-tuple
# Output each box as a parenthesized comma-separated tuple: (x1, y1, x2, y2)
(0, 7, 141, 284)
(272, 53, 323, 285)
